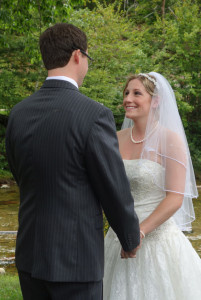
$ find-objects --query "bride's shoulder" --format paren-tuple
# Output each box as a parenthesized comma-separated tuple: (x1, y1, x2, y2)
(160, 127, 186, 160)
(117, 127, 130, 139)
(160, 127, 183, 145)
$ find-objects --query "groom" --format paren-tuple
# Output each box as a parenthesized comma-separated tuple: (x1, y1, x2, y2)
(6, 23, 140, 300)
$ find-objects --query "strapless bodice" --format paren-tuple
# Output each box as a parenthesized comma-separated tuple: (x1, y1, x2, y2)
(123, 159, 166, 222)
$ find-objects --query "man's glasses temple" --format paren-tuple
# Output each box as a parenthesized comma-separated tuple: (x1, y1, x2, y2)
(72, 46, 93, 61)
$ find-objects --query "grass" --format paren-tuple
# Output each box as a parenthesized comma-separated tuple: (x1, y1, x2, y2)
(0, 274, 22, 300)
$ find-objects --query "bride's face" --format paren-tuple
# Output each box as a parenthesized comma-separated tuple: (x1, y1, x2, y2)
(123, 79, 152, 121)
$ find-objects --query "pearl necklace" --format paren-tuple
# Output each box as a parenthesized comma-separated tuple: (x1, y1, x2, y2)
(130, 123, 158, 144)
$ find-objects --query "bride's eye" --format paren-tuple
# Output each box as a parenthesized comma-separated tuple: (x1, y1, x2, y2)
(125, 91, 129, 96)
(134, 91, 141, 95)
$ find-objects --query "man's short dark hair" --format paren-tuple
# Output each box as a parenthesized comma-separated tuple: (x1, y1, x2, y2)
(39, 23, 88, 70)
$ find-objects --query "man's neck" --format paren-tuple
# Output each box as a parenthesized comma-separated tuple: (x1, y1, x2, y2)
(48, 68, 78, 83)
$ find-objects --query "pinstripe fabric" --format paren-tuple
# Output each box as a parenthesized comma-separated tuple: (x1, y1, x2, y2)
(6, 80, 140, 282)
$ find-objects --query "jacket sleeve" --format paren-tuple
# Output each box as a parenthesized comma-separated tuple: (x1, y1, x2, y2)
(85, 107, 140, 251)
(5, 115, 19, 185)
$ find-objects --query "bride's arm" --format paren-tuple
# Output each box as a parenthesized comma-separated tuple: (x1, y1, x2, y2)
(140, 132, 187, 236)
(140, 192, 183, 236)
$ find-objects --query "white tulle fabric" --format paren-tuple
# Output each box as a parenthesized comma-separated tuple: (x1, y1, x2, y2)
(103, 160, 201, 300)
(122, 72, 198, 231)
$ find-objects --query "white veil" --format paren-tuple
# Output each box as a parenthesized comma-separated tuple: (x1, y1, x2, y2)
(122, 72, 198, 231)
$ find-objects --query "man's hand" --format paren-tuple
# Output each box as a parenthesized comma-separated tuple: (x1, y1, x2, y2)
(120, 244, 141, 259)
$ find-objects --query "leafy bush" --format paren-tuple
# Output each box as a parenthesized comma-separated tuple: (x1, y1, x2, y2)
(0, 0, 200, 176)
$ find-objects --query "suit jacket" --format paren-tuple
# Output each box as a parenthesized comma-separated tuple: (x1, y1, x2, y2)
(6, 79, 140, 282)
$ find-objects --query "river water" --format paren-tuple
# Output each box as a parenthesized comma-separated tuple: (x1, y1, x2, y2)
(0, 184, 201, 274)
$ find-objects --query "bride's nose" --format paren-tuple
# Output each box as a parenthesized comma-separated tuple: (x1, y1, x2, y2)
(124, 95, 134, 103)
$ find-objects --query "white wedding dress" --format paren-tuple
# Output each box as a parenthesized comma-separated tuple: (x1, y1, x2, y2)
(103, 159, 201, 300)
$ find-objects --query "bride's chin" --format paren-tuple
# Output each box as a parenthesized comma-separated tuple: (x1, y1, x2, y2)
(125, 112, 136, 120)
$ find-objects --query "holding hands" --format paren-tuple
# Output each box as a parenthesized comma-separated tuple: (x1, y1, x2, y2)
(121, 230, 145, 259)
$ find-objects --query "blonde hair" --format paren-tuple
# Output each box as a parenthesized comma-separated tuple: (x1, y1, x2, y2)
(123, 74, 157, 97)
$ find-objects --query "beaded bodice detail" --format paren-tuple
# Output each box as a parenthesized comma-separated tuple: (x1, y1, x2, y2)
(123, 159, 166, 223)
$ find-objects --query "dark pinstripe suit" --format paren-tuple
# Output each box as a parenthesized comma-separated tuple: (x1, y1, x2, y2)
(6, 79, 140, 283)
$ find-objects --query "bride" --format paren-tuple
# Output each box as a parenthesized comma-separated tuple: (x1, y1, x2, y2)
(103, 72, 201, 299)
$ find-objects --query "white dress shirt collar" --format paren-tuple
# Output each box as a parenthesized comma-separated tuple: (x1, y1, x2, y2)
(46, 76, 78, 89)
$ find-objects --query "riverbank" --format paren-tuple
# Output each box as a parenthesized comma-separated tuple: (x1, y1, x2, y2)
(0, 274, 22, 300)
(0, 171, 15, 186)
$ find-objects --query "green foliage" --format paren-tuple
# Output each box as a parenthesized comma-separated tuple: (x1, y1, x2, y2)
(71, 1, 201, 169)
(103, 212, 110, 236)
(0, 70, 30, 109)
(70, 5, 141, 125)
(70, 1, 201, 128)
(0, 0, 200, 175)
(0, 0, 83, 35)
(0, 0, 85, 110)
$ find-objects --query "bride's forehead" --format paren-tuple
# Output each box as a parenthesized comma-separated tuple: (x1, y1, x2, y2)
(127, 79, 145, 89)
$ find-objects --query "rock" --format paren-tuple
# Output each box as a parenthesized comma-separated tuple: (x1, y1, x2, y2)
(0, 184, 10, 189)
(0, 268, 5, 274)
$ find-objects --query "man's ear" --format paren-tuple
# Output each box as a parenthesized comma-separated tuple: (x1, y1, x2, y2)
(73, 49, 80, 64)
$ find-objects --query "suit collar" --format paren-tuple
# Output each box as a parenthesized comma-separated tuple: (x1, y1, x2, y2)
(46, 76, 78, 88)
(41, 79, 79, 91)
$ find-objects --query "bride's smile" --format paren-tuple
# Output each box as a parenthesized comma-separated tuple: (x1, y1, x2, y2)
(123, 79, 152, 120)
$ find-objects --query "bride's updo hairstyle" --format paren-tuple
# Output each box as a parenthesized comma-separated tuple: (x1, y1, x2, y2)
(123, 74, 157, 97)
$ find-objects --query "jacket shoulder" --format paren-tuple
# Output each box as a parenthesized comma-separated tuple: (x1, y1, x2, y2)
(78, 93, 109, 112)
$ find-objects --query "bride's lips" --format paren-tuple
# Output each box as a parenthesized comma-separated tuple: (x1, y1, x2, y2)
(125, 106, 138, 111)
